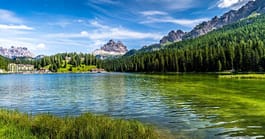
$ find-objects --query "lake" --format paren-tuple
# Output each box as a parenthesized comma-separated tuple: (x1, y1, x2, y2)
(0, 73, 265, 138)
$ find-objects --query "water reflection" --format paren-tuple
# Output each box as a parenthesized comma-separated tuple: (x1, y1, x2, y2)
(0, 73, 265, 138)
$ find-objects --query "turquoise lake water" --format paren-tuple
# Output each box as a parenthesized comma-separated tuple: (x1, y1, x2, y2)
(0, 73, 265, 138)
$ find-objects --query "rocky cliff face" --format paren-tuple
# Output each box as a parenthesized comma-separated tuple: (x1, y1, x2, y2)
(160, 0, 265, 44)
(93, 40, 128, 58)
(160, 30, 186, 44)
(0, 46, 34, 59)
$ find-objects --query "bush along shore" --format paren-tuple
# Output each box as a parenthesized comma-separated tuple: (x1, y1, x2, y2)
(0, 110, 159, 139)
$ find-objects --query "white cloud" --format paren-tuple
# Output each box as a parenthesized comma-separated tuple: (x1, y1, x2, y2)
(88, 22, 162, 40)
(0, 38, 36, 50)
(89, 21, 161, 40)
(86, 40, 106, 50)
(0, 9, 23, 23)
(139, 8, 209, 27)
(141, 16, 209, 27)
(44, 21, 162, 51)
(80, 31, 89, 36)
(48, 21, 71, 28)
(135, 0, 199, 10)
(140, 11, 168, 16)
(0, 24, 33, 30)
(217, 0, 254, 9)
(90, 21, 109, 29)
(36, 43, 46, 49)
(0, 36, 92, 55)
(47, 21, 162, 40)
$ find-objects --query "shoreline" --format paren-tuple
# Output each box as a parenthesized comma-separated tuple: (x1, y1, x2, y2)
(0, 71, 108, 75)
(2, 71, 265, 75)
(0, 109, 160, 139)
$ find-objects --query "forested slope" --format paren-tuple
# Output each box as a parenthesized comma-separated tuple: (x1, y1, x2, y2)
(33, 53, 102, 72)
(103, 15, 265, 72)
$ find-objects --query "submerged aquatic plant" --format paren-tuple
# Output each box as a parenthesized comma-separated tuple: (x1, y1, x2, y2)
(0, 110, 159, 139)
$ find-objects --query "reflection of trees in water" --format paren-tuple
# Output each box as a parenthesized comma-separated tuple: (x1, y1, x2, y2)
(102, 74, 126, 113)
(89, 73, 168, 119)
(88, 74, 126, 114)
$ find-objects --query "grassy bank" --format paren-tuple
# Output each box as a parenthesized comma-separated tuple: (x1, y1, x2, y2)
(57, 64, 97, 73)
(0, 110, 159, 139)
(43, 64, 97, 73)
(218, 74, 265, 79)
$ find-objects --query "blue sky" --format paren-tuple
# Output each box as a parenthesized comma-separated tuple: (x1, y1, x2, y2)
(0, 0, 253, 55)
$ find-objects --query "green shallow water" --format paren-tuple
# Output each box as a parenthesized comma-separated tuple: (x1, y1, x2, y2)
(0, 73, 265, 138)
(150, 74, 265, 138)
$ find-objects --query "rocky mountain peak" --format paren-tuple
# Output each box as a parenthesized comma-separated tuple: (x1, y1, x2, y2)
(0, 46, 34, 59)
(93, 40, 128, 59)
(160, 0, 265, 44)
(183, 0, 265, 40)
(100, 40, 128, 53)
(160, 30, 186, 44)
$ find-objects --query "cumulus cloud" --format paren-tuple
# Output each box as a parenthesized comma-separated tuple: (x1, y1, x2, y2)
(217, 0, 254, 9)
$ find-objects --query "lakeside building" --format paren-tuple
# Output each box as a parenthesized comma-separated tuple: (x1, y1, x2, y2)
(8, 63, 34, 73)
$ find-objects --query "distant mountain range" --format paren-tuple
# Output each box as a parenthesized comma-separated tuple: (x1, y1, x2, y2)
(0, 46, 34, 59)
(0, 40, 129, 60)
(93, 40, 128, 59)
(160, 0, 265, 44)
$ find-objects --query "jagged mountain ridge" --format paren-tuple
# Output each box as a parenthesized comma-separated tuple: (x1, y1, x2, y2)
(160, 30, 186, 44)
(93, 40, 128, 58)
(160, 0, 265, 44)
(0, 46, 34, 59)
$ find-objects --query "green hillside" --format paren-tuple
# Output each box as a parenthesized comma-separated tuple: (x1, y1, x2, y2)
(103, 14, 265, 72)
(34, 53, 101, 72)
(0, 56, 10, 70)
